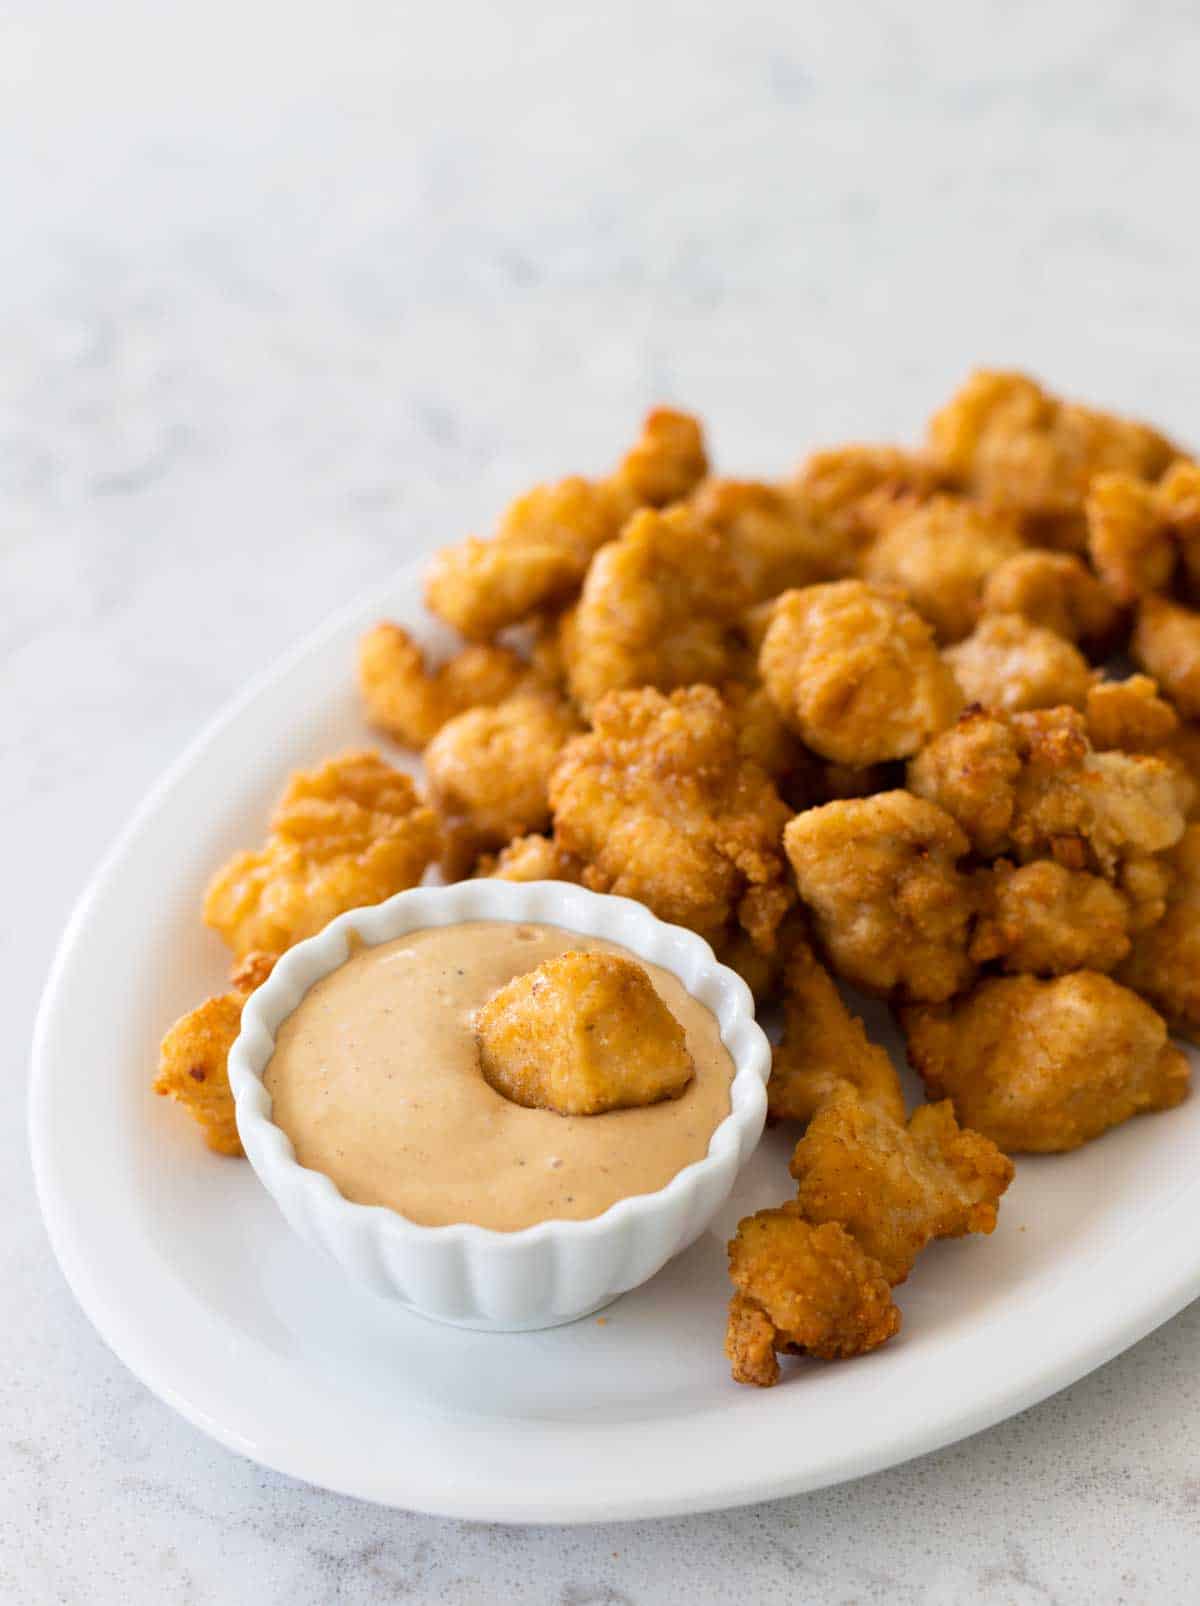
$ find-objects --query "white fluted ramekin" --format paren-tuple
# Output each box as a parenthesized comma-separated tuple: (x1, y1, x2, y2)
(228, 879, 769, 1331)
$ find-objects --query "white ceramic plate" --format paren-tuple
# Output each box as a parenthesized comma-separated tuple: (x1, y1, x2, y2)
(31, 557, 1200, 1523)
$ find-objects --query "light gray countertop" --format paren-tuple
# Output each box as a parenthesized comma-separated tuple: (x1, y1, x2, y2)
(5, 1, 1200, 1599)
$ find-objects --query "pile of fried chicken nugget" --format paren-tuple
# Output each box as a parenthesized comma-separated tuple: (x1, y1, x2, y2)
(156, 370, 1200, 1387)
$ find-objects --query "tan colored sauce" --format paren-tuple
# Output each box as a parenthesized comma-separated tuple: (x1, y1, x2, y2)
(264, 920, 734, 1231)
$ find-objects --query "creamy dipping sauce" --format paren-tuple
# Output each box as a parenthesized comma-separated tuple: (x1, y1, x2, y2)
(264, 921, 734, 1231)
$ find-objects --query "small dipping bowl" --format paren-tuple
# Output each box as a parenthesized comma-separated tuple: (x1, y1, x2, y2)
(228, 879, 770, 1331)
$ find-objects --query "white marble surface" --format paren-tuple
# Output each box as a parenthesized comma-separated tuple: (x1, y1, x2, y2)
(6, 0, 1200, 1599)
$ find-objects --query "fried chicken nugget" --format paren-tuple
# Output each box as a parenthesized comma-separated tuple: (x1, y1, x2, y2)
(944, 613, 1092, 714)
(549, 686, 793, 951)
(357, 622, 534, 749)
(1133, 595, 1200, 719)
(204, 751, 439, 959)
(1086, 460, 1200, 605)
(760, 581, 963, 766)
(788, 1092, 1013, 1284)
(971, 859, 1133, 975)
(766, 939, 906, 1125)
(1119, 823, 1200, 1039)
(783, 791, 976, 1002)
(424, 692, 581, 850)
(690, 478, 841, 602)
(1085, 674, 1179, 753)
(980, 550, 1122, 649)
(481, 833, 585, 883)
(904, 972, 1190, 1153)
(792, 445, 945, 569)
(476, 951, 694, 1115)
(154, 952, 275, 1155)
(928, 369, 1178, 550)
(726, 1211, 900, 1384)
(864, 496, 1025, 643)
(425, 408, 708, 640)
(566, 505, 750, 712)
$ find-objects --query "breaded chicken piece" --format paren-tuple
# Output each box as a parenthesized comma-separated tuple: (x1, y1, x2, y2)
(204, 751, 440, 959)
(904, 972, 1190, 1152)
(760, 581, 963, 766)
(475, 951, 694, 1115)
(425, 409, 707, 640)
(1085, 674, 1179, 753)
(1119, 823, 1200, 1039)
(549, 686, 793, 951)
(481, 833, 585, 883)
(792, 445, 945, 568)
(726, 1211, 900, 1384)
(783, 791, 976, 1002)
(567, 505, 750, 711)
(1133, 596, 1200, 719)
(944, 614, 1092, 714)
(980, 550, 1122, 649)
(424, 692, 581, 850)
(1086, 460, 1200, 605)
(928, 369, 1178, 550)
(357, 622, 534, 749)
(691, 478, 841, 602)
(154, 952, 275, 1155)
(970, 859, 1133, 975)
(1161, 721, 1200, 820)
(864, 496, 1025, 643)
(720, 679, 806, 789)
(766, 939, 906, 1125)
(788, 1092, 1013, 1284)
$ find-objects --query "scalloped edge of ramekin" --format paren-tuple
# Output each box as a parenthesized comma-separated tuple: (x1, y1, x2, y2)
(227, 879, 770, 1330)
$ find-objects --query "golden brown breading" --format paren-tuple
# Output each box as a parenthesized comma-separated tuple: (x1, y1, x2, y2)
(1085, 674, 1179, 752)
(154, 951, 276, 1155)
(481, 833, 585, 883)
(726, 1211, 900, 1384)
(566, 505, 749, 711)
(424, 408, 708, 640)
(864, 496, 1025, 643)
(691, 478, 840, 601)
(357, 622, 535, 749)
(720, 679, 807, 788)
(766, 939, 906, 1125)
(907, 706, 1024, 857)
(788, 1092, 1013, 1284)
(928, 369, 1178, 550)
(760, 581, 963, 766)
(549, 686, 793, 951)
(424, 692, 581, 850)
(1086, 460, 1200, 605)
(944, 614, 1092, 714)
(980, 549, 1122, 648)
(1119, 823, 1200, 1039)
(783, 790, 976, 1002)
(475, 951, 694, 1115)
(792, 445, 945, 568)
(1161, 721, 1200, 820)
(904, 972, 1190, 1152)
(1133, 595, 1200, 719)
(970, 859, 1133, 975)
(204, 751, 439, 959)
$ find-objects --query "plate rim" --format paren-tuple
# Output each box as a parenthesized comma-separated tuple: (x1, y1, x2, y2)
(29, 562, 1200, 1523)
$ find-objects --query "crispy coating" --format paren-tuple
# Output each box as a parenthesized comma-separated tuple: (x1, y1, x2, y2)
(424, 692, 580, 849)
(482, 833, 585, 883)
(424, 409, 707, 639)
(944, 613, 1092, 714)
(726, 1211, 900, 1383)
(475, 950, 694, 1115)
(567, 505, 749, 711)
(792, 445, 945, 568)
(904, 972, 1190, 1153)
(766, 939, 906, 1125)
(357, 622, 534, 749)
(928, 369, 1178, 549)
(970, 859, 1132, 975)
(204, 751, 439, 959)
(1133, 596, 1200, 719)
(784, 791, 976, 1002)
(154, 952, 276, 1155)
(549, 686, 793, 950)
(980, 550, 1121, 648)
(864, 496, 1025, 643)
(1119, 823, 1200, 1039)
(1085, 674, 1179, 753)
(789, 1093, 1013, 1284)
(760, 581, 963, 766)
(1161, 721, 1200, 820)
(691, 478, 840, 601)
(1086, 461, 1200, 605)
(720, 679, 806, 787)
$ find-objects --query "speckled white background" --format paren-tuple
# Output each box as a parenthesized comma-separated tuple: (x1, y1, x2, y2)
(6, 1, 1200, 1600)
